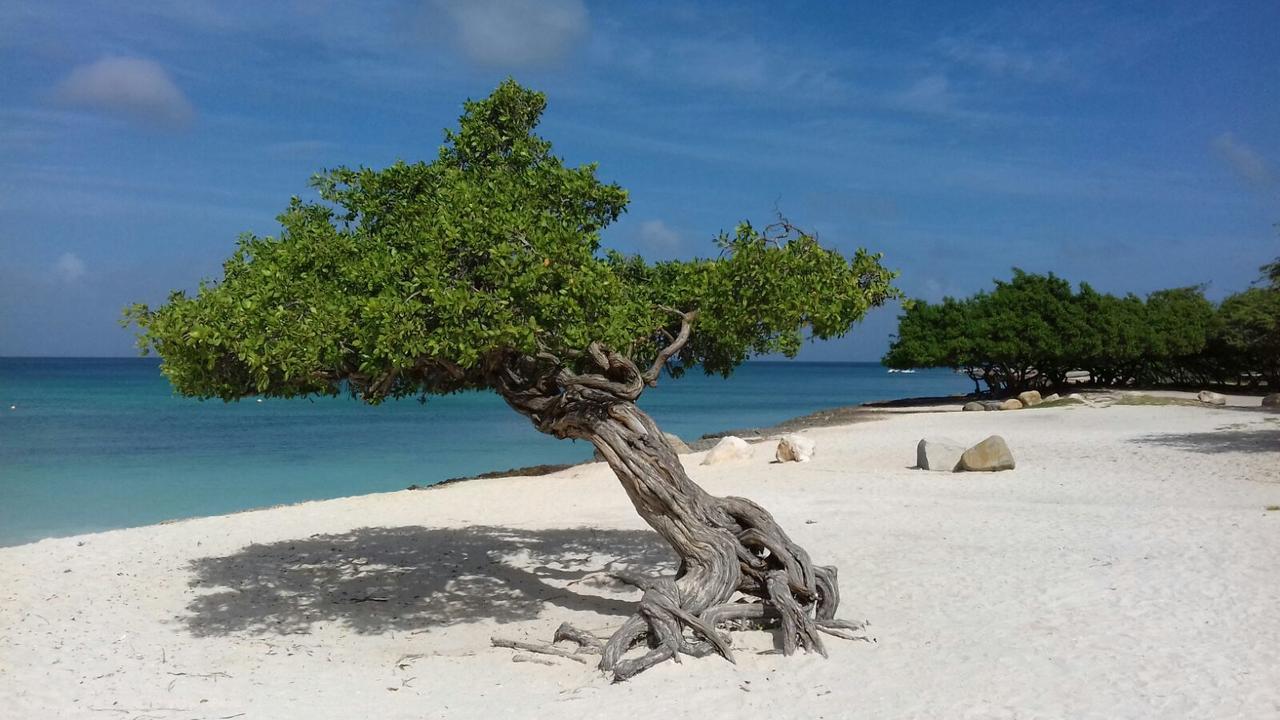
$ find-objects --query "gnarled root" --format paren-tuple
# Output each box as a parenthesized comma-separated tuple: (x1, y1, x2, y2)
(503, 495, 869, 681)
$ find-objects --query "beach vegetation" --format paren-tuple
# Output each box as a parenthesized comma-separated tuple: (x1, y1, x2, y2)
(886, 269, 1280, 394)
(125, 79, 897, 679)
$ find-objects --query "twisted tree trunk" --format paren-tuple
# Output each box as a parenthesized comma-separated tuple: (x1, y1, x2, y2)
(489, 330, 863, 680)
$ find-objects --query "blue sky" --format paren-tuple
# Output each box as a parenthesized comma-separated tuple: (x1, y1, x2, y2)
(1, 1, 1277, 359)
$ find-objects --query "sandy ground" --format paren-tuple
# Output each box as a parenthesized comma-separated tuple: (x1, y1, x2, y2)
(2, 402, 1278, 719)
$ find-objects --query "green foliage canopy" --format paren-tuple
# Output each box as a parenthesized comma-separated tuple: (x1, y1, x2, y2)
(883, 270, 1090, 389)
(1212, 287, 1280, 386)
(126, 80, 899, 402)
(885, 268, 1277, 392)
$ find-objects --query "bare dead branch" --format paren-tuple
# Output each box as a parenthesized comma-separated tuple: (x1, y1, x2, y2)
(491, 637, 589, 663)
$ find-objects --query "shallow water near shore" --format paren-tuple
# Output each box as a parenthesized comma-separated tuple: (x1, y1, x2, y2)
(0, 358, 968, 546)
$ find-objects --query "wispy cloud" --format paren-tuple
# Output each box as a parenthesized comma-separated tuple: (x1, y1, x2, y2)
(635, 219, 684, 256)
(1211, 132, 1274, 188)
(264, 139, 340, 159)
(53, 252, 86, 282)
(428, 0, 588, 67)
(888, 75, 992, 123)
(54, 57, 194, 128)
(938, 38, 1072, 83)
(597, 26, 851, 103)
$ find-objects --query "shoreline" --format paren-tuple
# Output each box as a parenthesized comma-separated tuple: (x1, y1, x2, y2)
(5, 387, 1271, 549)
(2, 393, 943, 549)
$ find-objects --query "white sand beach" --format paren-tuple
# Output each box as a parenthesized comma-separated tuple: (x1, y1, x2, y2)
(2, 402, 1278, 719)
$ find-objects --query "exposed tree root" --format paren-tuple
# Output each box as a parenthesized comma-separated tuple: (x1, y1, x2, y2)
(493, 491, 871, 681)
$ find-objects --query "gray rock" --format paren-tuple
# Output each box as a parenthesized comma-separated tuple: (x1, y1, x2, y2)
(957, 435, 1016, 472)
(999, 398, 1024, 411)
(775, 434, 816, 463)
(1263, 393, 1280, 408)
(1197, 390, 1227, 406)
(916, 438, 966, 472)
(963, 401, 985, 411)
(1017, 390, 1043, 407)
(1042, 393, 1061, 403)
(981, 401, 1004, 411)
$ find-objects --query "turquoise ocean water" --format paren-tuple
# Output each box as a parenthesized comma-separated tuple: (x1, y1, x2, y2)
(0, 358, 968, 546)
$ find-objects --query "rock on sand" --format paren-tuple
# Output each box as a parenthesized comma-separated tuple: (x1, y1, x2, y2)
(1197, 390, 1227, 406)
(775, 434, 815, 463)
(701, 436, 753, 465)
(957, 435, 1016, 472)
(916, 438, 966, 472)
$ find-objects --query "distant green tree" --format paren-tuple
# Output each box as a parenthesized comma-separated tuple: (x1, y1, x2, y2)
(883, 296, 984, 389)
(1075, 284, 1147, 386)
(1263, 258, 1280, 289)
(886, 270, 1090, 393)
(1261, 224, 1279, 290)
(125, 80, 897, 679)
(1211, 288, 1280, 387)
(1140, 287, 1214, 384)
(979, 270, 1089, 389)
(884, 271, 1280, 393)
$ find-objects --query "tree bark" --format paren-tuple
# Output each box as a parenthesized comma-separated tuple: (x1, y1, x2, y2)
(489, 346, 860, 680)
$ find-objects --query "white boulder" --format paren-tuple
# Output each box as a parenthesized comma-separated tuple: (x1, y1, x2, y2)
(775, 434, 815, 463)
(1017, 390, 1043, 407)
(701, 436, 753, 465)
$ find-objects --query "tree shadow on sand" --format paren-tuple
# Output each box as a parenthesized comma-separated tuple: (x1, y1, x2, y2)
(184, 525, 673, 637)
(1129, 424, 1280, 456)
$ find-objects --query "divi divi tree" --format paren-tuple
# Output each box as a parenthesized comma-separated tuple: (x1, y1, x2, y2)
(127, 81, 898, 680)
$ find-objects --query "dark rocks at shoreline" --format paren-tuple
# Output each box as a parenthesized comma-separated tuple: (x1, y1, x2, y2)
(413, 462, 578, 490)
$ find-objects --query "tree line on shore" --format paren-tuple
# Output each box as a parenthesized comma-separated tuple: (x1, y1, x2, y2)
(883, 261, 1280, 395)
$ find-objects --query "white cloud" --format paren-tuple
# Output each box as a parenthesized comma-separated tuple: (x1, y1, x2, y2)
(1211, 132, 1274, 188)
(636, 219, 683, 255)
(940, 39, 1072, 83)
(54, 57, 194, 127)
(889, 74, 995, 123)
(53, 252, 86, 282)
(431, 0, 587, 67)
(892, 75, 957, 115)
(265, 139, 339, 158)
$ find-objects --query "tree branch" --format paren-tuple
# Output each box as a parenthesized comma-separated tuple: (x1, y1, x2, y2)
(642, 309, 698, 385)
